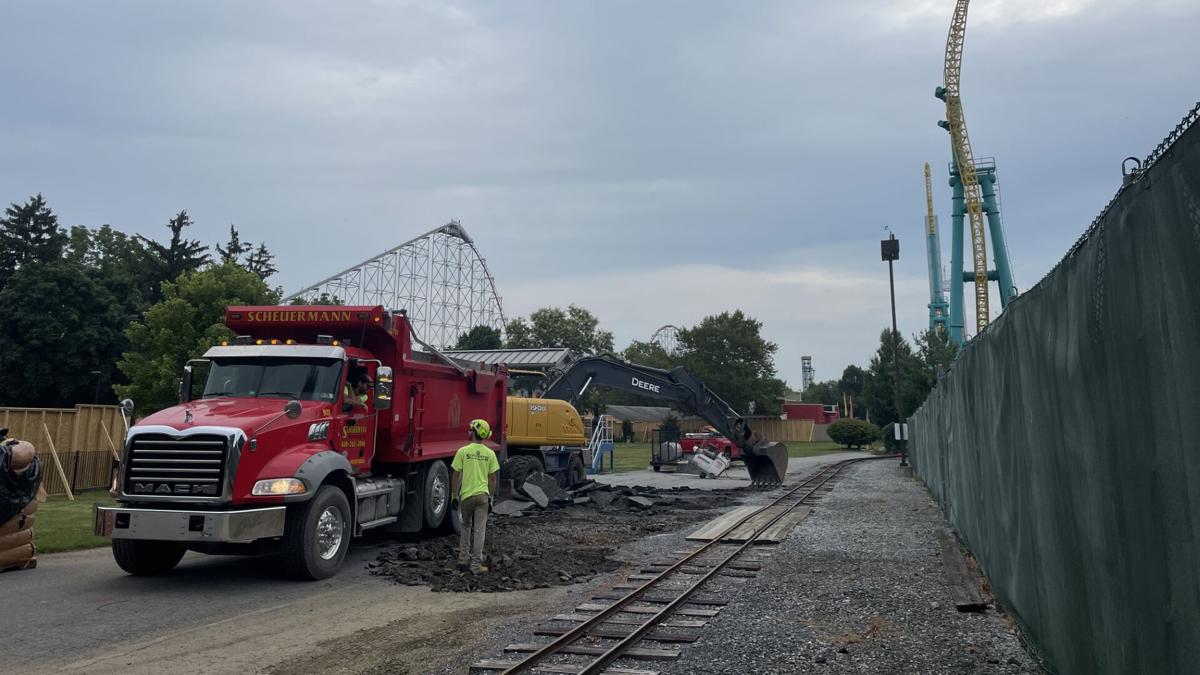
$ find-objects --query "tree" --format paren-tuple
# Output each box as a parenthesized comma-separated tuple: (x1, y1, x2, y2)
(454, 325, 503, 350)
(288, 292, 343, 306)
(245, 243, 277, 281)
(116, 263, 280, 412)
(676, 310, 787, 416)
(622, 340, 675, 370)
(861, 329, 926, 427)
(660, 413, 681, 439)
(66, 224, 156, 316)
(0, 194, 67, 289)
(621, 418, 634, 443)
(503, 317, 535, 348)
(137, 210, 210, 301)
(0, 261, 127, 407)
(801, 380, 839, 405)
(915, 328, 958, 383)
(215, 224, 251, 264)
(838, 365, 866, 399)
(503, 305, 614, 354)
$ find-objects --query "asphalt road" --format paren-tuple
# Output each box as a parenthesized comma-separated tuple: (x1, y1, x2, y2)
(1, 541, 388, 670)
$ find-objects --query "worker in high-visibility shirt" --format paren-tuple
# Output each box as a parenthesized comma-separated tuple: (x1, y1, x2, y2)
(450, 419, 500, 574)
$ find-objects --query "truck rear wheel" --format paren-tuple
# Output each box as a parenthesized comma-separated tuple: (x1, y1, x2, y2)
(112, 539, 186, 576)
(424, 461, 450, 530)
(281, 485, 351, 580)
(566, 455, 587, 487)
(500, 455, 543, 491)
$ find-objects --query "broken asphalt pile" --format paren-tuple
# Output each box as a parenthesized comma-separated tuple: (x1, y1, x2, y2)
(369, 473, 743, 593)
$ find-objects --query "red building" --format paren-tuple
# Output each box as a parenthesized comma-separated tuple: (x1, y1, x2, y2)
(782, 401, 840, 425)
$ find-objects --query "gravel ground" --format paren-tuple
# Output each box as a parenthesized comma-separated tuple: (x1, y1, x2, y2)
(664, 458, 1040, 674)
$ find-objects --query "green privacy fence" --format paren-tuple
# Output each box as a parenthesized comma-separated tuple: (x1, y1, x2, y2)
(911, 103, 1200, 675)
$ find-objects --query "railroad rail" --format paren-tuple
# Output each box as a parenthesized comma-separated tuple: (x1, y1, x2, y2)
(485, 455, 883, 675)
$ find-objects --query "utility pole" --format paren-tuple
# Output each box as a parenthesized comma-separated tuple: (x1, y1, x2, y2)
(91, 370, 103, 405)
(881, 232, 907, 466)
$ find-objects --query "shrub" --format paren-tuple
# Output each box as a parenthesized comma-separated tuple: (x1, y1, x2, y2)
(827, 418, 881, 449)
(659, 413, 681, 440)
(881, 422, 897, 452)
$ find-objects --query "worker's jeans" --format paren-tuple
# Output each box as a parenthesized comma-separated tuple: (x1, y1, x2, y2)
(457, 493, 490, 569)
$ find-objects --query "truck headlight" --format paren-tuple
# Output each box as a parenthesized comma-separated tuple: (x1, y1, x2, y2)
(308, 421, 330, 441)
(252, 478, 307, 495)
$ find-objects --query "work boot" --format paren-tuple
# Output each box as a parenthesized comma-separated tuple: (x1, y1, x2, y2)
(456, 560, 469, 572)
(470, 565, 489, 575)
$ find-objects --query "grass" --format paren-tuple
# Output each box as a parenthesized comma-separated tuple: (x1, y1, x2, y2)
(601, 443, 653, 473)
(597, 441, 849, 473)
(788, 441, 846, 457)
(33, 490, 115, 554)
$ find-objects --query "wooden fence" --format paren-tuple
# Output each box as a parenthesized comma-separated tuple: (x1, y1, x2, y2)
(624, 416, 816, 443)
(0, 405, 127, 497)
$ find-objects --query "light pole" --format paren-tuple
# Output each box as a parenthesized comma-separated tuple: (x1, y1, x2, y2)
(880, 232, 907, 466)
(91, 370, 103, 405)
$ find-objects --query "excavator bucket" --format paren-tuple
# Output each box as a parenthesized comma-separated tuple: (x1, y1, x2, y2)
(744, 442, 788, 486)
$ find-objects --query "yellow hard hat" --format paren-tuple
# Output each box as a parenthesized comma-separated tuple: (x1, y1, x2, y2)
(469, 418, 492, 439)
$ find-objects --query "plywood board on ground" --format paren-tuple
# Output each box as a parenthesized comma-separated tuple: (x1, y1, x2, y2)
(686, 505, 812, 543)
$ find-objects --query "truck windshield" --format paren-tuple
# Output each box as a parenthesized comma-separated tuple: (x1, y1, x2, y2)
(202, 358, 343, 402)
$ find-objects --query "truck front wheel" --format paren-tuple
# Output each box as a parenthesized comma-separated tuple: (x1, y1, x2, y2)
(424, 461, 450, 530)
(281, 485, 351, 580)
(112, 539, 186, 576)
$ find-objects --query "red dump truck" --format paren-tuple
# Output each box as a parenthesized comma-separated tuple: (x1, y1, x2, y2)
(94, 305, 507, 579)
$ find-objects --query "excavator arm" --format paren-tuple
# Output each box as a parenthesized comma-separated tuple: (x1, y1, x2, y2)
(540, 355, 788, 485)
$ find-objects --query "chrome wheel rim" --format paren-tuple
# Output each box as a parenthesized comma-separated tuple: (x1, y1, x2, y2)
(316, 506, 344, 560)
(431, 472, 447, 516)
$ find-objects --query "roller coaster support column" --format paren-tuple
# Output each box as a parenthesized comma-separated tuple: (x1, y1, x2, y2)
(978, 170, 1016, 306)
(948, 165, 966, 344)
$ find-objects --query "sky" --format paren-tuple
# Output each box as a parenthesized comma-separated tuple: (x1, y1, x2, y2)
(1, 0, 1196, 387)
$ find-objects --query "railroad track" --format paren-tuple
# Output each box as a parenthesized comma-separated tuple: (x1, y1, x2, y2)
(472, 455, 882, 675)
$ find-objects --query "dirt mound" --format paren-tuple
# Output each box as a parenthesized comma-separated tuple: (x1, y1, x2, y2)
(369, 486, 742, 593)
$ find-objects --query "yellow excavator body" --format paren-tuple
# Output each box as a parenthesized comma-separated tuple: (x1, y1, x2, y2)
(506, 397, 588, 448)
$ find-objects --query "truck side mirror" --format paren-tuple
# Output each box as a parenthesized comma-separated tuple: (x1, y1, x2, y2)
(284, 400, 302, 419)
(179, 365, 194, 403)
(119, 399, 134, 414)
(375, 366, 393, 410)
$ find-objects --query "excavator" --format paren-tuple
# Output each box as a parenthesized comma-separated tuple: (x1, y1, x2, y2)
(538, 355, 790, 485)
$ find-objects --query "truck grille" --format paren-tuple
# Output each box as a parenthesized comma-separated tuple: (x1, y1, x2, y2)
(124, 434, 229, 498)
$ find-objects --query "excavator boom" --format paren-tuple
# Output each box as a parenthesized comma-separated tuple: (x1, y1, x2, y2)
(539, 355, 789, 485)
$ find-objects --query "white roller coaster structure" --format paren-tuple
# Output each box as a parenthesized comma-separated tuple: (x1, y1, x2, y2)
(283, 221, 506, 349)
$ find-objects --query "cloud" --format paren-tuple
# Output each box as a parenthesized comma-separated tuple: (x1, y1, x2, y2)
(0, 0, 1196, 384)
(502, 255, 928, 386)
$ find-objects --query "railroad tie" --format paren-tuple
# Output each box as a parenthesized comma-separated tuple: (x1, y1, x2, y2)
(534, 625, 700, 643)
(469, 660, 660, 675)
(575, 602, 720, 618)
(504, 643, 681, 661)
(552, 613, 707, 628)
(592, 592, 728, 605)
(645, 560, 762, 571)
